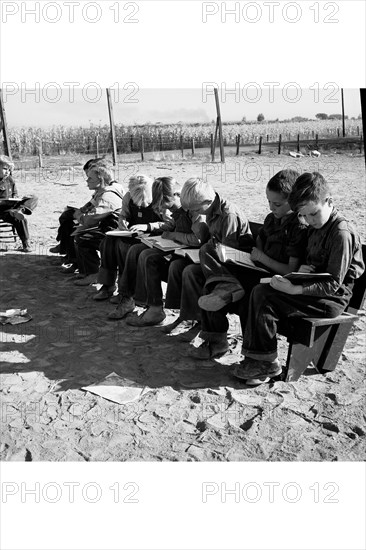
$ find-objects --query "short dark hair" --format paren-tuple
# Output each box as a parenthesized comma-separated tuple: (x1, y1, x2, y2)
(267, 169, 300, 198)
(83, 157, 111, 171)
(289, 172, 331, 211)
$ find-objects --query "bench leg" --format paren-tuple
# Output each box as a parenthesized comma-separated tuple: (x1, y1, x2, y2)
(316, 321, 356, 373)
(285, 330, 330, 382)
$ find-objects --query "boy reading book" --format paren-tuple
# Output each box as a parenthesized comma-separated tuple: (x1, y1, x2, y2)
(162, 177, 253, 334)
(190, 169, 308, 359)
(234, 172, 364, 385)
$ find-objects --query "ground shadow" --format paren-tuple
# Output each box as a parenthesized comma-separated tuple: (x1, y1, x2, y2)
(1, 253, 247, 392)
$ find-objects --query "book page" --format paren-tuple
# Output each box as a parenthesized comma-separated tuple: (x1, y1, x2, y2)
(140, 235, 187, 251)
(174, 248, 200, 263)
(219, 245, 269, 273)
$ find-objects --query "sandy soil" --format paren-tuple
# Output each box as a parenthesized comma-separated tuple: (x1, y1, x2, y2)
(1, 151, 365, 461)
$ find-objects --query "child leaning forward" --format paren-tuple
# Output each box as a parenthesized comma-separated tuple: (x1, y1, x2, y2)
(191, 169, 308, 359)
(162, 177, 253, 334)
(125, 198, 209, 326)
(107, 176, 182, 320)
(93, 174, 160, 300)
(233, 172, 365, 385)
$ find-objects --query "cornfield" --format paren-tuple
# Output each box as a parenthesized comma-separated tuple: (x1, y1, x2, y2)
(6, 119, 363, 157)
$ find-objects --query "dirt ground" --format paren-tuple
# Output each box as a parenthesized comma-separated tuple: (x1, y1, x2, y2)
(1, 150, 365, 461)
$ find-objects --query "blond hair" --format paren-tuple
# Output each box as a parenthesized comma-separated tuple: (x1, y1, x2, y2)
(181, 177, 216, 210)
(128, 174, 153, 207)
(87, 164, 115, 187)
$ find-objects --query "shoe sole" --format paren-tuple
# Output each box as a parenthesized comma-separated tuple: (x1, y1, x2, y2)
(189, 344, 229, 360)
(93, 294, 113, 301)
(107, 308, 134, 320)
(127, 316, 166, 327)
(234, 366, 282, 383)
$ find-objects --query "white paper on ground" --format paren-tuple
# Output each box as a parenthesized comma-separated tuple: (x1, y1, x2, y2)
(82, 372, 152, 405)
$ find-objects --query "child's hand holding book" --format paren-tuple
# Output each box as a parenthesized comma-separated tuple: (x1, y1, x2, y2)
(270, 274, 303, 295)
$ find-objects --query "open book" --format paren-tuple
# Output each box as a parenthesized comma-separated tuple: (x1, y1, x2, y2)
(217, 245, 269, 273)
(139, 235, 188, 252)
(106, 230, 142, 237)
(260, 272, 332, 284)
(174, 248, 201, 263)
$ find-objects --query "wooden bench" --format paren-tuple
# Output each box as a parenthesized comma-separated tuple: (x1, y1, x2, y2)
(0, 221, 17, 249)
(248, 221, 366, 382)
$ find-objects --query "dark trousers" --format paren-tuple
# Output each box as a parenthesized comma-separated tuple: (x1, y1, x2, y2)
(134, 248, 169, 307)
(199, 242, 263, 337)
(98, 236, 138, 288)
(173, 263, 205, 321)
(165, 258, 191, 310)
(74, 231, 105, 275)
(0, 195, 38, 244)
(242, 283, 352, 362)
(199, 242, 239, 286)
(56, 208, 78, 261)
(119, 243, 148, 298)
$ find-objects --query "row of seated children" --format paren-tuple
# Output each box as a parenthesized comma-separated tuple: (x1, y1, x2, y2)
(51, 160, 364, 386)
(171, 171, 363, 385)
(0, 155, 38, 252)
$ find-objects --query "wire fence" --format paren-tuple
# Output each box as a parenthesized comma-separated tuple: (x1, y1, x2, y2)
(3, 120, 363, 158)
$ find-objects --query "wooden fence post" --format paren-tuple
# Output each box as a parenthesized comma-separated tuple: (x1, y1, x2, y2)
(180, 134, 184, 158)
(297, 134, 300, 152)
(212, 123, 218, 162)
(266, 134, 269, 142)
(210, 133, 214, 156)
(214, 88, 225, 163)
(357, 126, 360, 136)
(278, 134, 282, 154)
(236, 134, 240, 156)
(191, 138, 195, 156)
(106, 88, 117, 165)
(159, 133, 163, 151)
(258, 136, 262, 155)
(360, 134, 363, 154)
(337, 128, 340, 137)
(130, 134, 133, 152)
(341, 88, 346, 137)
(0, 89, 11, 158)
(96, 134, 99, 158)
(38, 142, 43, 168)
(140, 136, 144, 161)
(315, 133, 319, 149)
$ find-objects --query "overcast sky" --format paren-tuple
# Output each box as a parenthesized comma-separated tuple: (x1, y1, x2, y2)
(2, 87, 362, 127)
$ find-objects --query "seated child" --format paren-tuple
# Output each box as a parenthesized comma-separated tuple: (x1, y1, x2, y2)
(125, 187, 209, 326)
(93, 174, 160, 300)
(162, 177, 253, 333)
(50, 157, 115, 266)
(234, 172, 365, 385)
(190, 169, 308, 359)
(108, 176, 182, 319)
(0, 155, 38, 252)
(71, 163, 124, 284)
